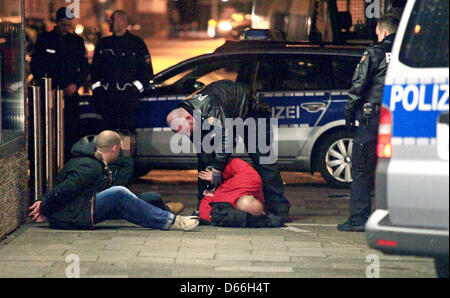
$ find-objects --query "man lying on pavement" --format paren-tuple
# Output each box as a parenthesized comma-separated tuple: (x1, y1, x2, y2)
(29, 130, 198, 231)
(198, 158, 285, 228)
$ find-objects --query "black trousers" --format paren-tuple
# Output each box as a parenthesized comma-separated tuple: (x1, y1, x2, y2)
(348, 111, 379, 224)
(197, 115, 291, 217)
(95, 90, 139, 133)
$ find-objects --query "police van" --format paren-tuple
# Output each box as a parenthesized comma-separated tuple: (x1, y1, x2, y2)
(365, 0, 449, 278)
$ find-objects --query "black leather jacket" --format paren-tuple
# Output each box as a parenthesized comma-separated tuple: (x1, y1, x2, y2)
(346, 34, 396, 112)
(179, 80, 252, 171)
(91, 31, 153, 94)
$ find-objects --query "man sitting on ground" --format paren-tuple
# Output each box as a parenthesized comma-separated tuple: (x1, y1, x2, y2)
(29, 130, 197, 231)
(79, 132, 185, 215)
(198, 158, 284, 228)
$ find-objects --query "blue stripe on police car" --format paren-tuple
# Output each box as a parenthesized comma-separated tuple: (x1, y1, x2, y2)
(383, 82, 449, 138)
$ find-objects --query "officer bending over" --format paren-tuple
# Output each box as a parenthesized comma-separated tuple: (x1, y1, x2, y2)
(166, 80, 291, 221)
(338, 15, 399, 232)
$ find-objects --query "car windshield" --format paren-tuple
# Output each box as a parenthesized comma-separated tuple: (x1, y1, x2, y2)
(399, 0, 449, 68)
(157, 58, 243, 87)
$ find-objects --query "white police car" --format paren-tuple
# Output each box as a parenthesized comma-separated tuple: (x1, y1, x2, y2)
(365, 0, 449, 278)
(79, 39, 365, 188)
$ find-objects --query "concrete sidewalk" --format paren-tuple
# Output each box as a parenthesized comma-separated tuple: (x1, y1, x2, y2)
(0, 175, 437, 278)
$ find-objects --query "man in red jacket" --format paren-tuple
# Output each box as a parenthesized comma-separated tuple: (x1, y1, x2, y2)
(198, 158, 282, 228)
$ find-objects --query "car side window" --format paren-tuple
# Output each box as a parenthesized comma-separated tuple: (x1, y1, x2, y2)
(332, 56, 360, 90)
(255, 56, 329, 91)
(159, 58, 244, 87)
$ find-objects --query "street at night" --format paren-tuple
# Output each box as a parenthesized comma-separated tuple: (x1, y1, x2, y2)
(0, 0, 448, 284)
(0, 170, 437, 278)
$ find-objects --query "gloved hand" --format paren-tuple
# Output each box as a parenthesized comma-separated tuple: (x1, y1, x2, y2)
(345, 109, 355, 130)
(211, 169, 223, 188)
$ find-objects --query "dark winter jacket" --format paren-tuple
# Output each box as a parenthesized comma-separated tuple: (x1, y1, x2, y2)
(209, 202, 284, 228)
(40, 139, 112, 230)
(346, 34, 396, 112)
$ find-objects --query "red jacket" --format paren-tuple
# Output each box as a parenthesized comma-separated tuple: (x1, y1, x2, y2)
(199, 158, 264, 223)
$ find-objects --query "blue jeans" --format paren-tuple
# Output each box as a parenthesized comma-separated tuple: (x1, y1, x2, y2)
(93, 186, 174, 230)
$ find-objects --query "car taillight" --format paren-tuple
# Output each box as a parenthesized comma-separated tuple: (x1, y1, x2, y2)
(377, 105, 393, 159)
(376, 239, 398, 247)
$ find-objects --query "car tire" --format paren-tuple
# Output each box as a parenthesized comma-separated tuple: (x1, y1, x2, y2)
(317, 130, 354, 188)
(434, 257, 449, 278)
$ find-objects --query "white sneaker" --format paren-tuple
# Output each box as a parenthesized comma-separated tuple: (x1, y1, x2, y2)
(170, 215, 199, 231)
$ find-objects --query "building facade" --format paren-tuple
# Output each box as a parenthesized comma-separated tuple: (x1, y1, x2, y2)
(0, 0, 29, 241)
(251, 0, 395, 42)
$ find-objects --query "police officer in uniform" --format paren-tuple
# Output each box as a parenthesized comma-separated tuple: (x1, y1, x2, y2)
(166, 80, 291, 221)
(31, 7, 89, 161)
(91, 10, 154, 133)
(338, 15, 399, 232)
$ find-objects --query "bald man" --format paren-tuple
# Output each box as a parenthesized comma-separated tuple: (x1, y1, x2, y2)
(29, 130, 198, 231)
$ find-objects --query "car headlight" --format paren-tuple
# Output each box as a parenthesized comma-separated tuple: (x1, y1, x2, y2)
(218, 21, 232, 32)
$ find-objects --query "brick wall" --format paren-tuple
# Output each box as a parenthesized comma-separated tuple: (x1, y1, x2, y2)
(0, 149, 30, 241)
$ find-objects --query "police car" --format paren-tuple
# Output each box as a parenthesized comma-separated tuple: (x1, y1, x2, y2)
(365, 0, 449, 278)
(80, 39, 365, 188)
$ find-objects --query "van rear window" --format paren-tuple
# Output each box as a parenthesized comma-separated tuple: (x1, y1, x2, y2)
(399, 0, 449, 68)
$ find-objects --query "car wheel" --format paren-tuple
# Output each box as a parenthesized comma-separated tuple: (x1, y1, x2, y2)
(434, 257, 449, 278)
(318, 131, 354, 188)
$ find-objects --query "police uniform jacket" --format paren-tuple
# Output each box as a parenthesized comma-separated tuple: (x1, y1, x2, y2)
(346, 34, 396, 112)
(91, 31, 153, 94)
(30, 30, 89, 89)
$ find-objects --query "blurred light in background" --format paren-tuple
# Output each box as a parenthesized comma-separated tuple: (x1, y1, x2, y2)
(208, 19, 217, 38)
(85, 43, 95, 52)
(414, 24, 421, 34)
(231, 13, 244, 22)
(218, 20, 232, 32)
(75, 24, 84, 35)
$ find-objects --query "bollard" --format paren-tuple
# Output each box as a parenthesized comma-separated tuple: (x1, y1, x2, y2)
(43, 77, 54, 191)
(31, 85, 44, 201)
(56, 89, 65, 171)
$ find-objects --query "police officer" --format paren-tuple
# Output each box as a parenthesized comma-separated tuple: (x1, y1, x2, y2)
(91, 10, 154, 133)
(166, 80, 291, 221)
(30, 7, 90, 161)
(338, 15, 399, 232)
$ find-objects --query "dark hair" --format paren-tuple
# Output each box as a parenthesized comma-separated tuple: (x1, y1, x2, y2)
(377, 14, 400, 34)
(56, 7, 74, 22)
(111, 10, 130, 24)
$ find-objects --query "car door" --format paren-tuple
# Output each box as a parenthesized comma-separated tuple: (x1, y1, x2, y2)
(252, 53, 331, 159)
(321, 55, 361, 126)
(136, 54, 255, 159)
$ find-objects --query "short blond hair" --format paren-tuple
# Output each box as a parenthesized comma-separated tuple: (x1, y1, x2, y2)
(94, 130, 122, 152)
